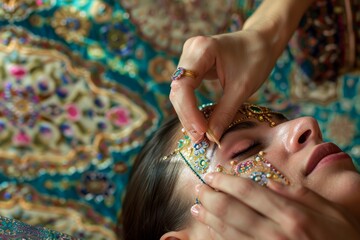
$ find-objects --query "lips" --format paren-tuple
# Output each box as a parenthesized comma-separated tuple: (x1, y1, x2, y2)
(305, 142, 346, 175)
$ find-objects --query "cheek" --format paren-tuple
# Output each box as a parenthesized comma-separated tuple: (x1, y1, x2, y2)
(305, 171, 360, 206)
(270, 123, 296, 154)
(259, 147, 299, 185)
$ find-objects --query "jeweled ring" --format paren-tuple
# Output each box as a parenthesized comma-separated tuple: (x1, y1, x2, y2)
(171, 67, 198, 81)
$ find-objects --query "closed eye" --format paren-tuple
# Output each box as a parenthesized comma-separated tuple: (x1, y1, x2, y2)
(230, 142, 261, 160)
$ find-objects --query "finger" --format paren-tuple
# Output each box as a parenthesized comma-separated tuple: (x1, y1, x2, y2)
(199, 184, 263, 231)
(208, 227, 225, 240)
(175, 100, 205, 142)
(205, 172, 347, 230)
(190, 204, 252, 240)
(169, 37, 217, 142)
(196, 184, 277, 238)
(208, 50, 268, 141)
(267, 180, 345, 219)
(204, 173, 299, 224)
(207, 76, 255, 141)
(170, 81, 207, 142)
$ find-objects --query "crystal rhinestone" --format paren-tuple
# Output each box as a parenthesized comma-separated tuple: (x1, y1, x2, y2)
(171, 67, 184, 80)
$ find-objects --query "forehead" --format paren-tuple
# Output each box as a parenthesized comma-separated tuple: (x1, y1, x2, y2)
(228, 109, 287, 130)
(168, 104, 287, 180)
(201, 103, 286, 129)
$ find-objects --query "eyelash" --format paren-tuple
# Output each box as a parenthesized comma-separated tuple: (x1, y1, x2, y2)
(231, 142, 261, 160)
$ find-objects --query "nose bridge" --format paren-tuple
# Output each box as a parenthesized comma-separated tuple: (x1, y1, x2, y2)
(282, 116, 322, 154)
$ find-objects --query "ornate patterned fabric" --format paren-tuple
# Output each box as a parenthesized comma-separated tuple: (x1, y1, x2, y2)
(0, 215, 74, 239)
(290, 0, 358, 84)
(0, 0, 358, 239)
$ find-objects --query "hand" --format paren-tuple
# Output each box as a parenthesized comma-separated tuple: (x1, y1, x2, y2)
(191, 173, 360, 239)
(169, 0, 315, 143)
(169, 31, 277, 143)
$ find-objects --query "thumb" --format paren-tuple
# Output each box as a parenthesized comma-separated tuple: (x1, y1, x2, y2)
(207, 88, 248, 142)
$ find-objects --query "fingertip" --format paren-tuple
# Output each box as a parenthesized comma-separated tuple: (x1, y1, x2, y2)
(207, 123, 225, 144)
(190, 204, 201, 218)
(267, 180, 286, 193)
(188, 131, 205, 144)
(191, 123, 206, 137)
(186, 121, 207, 143)
(206, 129, 221, 148)
(204, 172, 215, 184)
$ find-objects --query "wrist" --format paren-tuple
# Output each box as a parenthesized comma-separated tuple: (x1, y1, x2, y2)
(242, 0, 315, 58)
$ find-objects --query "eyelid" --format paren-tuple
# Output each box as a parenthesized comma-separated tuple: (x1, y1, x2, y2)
(230, 142, 261, 160)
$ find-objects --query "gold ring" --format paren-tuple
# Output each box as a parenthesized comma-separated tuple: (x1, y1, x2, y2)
(171, 67, 197, 80)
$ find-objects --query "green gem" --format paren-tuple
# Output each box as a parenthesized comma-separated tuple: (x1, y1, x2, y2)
(178, 139, 184, 148)
(250, 106, 262, 113)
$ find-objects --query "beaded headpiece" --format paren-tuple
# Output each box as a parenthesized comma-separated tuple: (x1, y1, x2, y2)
(162, 103, 289, 185)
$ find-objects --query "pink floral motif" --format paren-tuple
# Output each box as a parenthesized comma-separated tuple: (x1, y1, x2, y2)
(65, 104, 81, 121)
(9, 65, 27, 79)
(106, 106, 130, 127)
(0, 27, 148, 181)
(36, 0, 43, 6)
(13, 131, 31, 146)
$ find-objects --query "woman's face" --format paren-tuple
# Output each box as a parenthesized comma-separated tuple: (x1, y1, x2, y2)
(177, 110, 360, 216)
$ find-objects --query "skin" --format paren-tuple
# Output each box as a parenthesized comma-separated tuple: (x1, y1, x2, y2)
(169, 0, 315, 143)
(161, 112, 360, 239)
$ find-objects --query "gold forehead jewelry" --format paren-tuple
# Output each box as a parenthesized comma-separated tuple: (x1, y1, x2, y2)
(199, 103, 277, 128)
(162, 128, 210, 184)
(162, 103, 281, 183)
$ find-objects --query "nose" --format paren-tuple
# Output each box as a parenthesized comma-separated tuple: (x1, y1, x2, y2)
(281, 117, 322, 153)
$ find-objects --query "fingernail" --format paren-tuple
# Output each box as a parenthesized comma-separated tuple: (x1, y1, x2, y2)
(204, 173, 214, 184)
(188, 129, 204, 143)
(190, 204, 200, 217)
(195, 184, 202, 194)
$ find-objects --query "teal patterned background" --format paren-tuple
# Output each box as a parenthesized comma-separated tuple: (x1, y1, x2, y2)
(0, 0, 358, 239)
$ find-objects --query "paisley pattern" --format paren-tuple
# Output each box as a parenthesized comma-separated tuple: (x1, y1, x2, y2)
(121, 0, 242, 54)
(0, 0, 357, 239)
(0, 215, 74, 239)
(0, 26, 149, 181)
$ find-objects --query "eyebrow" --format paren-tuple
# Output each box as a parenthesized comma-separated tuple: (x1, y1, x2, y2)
(209, 113, 288, 159)
(210, 121, 258, 159)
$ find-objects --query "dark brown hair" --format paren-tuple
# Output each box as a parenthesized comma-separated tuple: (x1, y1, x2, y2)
(120, 116, 192, 240)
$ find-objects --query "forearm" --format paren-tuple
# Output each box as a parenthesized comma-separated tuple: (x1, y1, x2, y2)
(242, 0, 315, 58)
